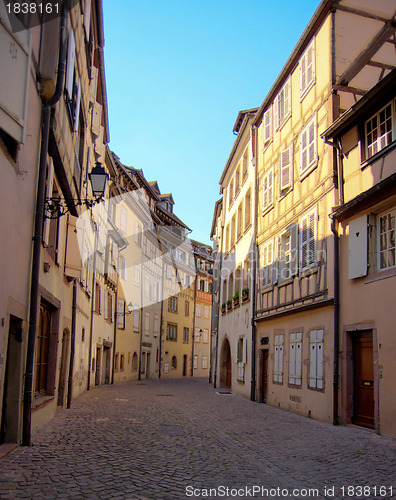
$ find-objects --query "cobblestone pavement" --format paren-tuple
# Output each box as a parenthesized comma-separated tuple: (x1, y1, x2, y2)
(1, 378, 395, 500)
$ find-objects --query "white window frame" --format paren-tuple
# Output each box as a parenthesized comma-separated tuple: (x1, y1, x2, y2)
(273, 334, 284, 383)
(262, 167, 274, 213)
(117, 299, 125, 329)
(289, 332, 302, 386)
(144, 312, 150, 336)
(365, 101, 394, 160)
(279, 223, 298, 280)
(378, 208, 396, 271)
(300, 38, 315, 98)
(300, 208, 317, 271)
(274, 77, 291, 130)
(202, 356, 208, 370)
(300, 115, 317, 176)
(133, 310, 139, 332)
(280, 143, 293, 191)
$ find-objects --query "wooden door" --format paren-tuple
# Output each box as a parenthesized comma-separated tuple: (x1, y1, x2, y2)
(353, 333, 374, 429)
(183, 355, 187, 376)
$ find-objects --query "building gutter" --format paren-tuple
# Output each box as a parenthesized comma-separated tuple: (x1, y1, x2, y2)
(331, 218, 340, 426)
(22, 1, 68, 447)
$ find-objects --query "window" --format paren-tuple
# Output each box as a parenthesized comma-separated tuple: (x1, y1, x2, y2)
(153, 314, 159, 336)
(309, 330, 323, 389)
(95, 282, 101, 313)
(300, 115, 317, 175)
(166, 323, 177, 341)
(228, 273, 234, 303)
(235, 167, 240, 196)
(203, 305, 209, 319)
(365, 102, 393, 159)
(225, 224, 230, 253)
(134, 264, 140, 285)
(300, 208, 317, 270)
(230, 214, 236, 248)
(274, 77, 291, 129)
(133, 310, 139, 332)
(260, 240, 274, 289)
(245, 189, 251, 229)
(185, 300, 189, 316)
(114, 353, 119, 372)
(202, 329, 209, 343)
(144, 312, 150, 336)
(280, 143, 293, 191)
(300, 39, 315, 97)
(378, 209, 395, 270)
(120, 206, 127, 235)
(202, 356, 208, 369)
(119, 255, 127, 280)
(193, 355, 198, 370)
(263, 106, 273, 146)
(120, 354, 125, 372)
(194, 328, 201, 343)
(274, 335, 284, 383)
(262, 168, 274, 212)
(183, 327, 189, 343)
(243, 256, 251, 290)
(229, 180, 234, 207)
(279, 224, 298, 280)
(171, 356, 177, 370)
(108, 293, 113, 323)
(242, 150, 248, 181)
(196, 303, 202, 318)
(81, 328, 85, 342)
(237, 202, 243, 240)
(237, 337, 247, 363)
(132, 352, 138, 371)
(35, 303, 52, 395)
(117, 299, 125, 329)
(235, 265, 242, 299)
(168, 296, 178, 313)
(289, 332, 302, 386)
(200, 279, 205, 292)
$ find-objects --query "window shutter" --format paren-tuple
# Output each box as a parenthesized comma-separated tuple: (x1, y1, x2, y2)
(73, 79, 81, 132)
(300, 127, 308, 172)
(290, 223, 298, 275)
(317, 330, 324, 389)
(279, 335, 283, 383)
(274, 95, 279, 131)
(307, 41, 315, 87)
(242, 337, 247, 364)
(300, 209, 316, 269)
(308, 210, 317, 267)
(99, 285, 102, 314)
(274, 336, 279, 383)
(280, 143, 293, 190)
(43, 159, 54, 245)
(104, 290, 108, 320)
(309, 330, 317, 388)
(348, 215, 368, 279)
(289, 334, 296, 385)
(285, 78, 291, 117)
(65, 29, 76, 98)
(308, 120, 316, 166)
(273, 236, 279, 284)
(300, 51, 307, 95)
(262, 175, 268, 209)
(263, 107, 272, 144)
(295, 332, 302, 385)
(268, 169, 273, 206)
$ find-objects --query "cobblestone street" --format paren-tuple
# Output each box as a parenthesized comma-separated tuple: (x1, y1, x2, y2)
(0, 378, 395, 500)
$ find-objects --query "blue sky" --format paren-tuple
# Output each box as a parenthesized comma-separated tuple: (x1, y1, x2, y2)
(102, 0, 320, 245)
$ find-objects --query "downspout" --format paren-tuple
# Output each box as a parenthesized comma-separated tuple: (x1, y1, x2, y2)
(22, 1, 68, 447)
(158, 243, 165, 378)
(138, 247, 144, 381)
(331, 218, 340, 426)
(191, 270, 198, 376)
(111, 277, 118, 384)
(67, 278, 77, 408)
(213, 221, 225, 389)
(250, 125, 259, 402)
(87, 223, 98, 390)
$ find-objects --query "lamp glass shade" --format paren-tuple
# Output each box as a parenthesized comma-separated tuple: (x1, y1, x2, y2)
(127, 302, 134, 313)
(89, 163, 109, 198)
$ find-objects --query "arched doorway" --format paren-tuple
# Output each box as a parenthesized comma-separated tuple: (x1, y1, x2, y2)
(220, 338, 231, 389)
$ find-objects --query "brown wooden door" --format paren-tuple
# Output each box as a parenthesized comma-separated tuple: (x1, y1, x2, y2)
(353, 333, 374, 429)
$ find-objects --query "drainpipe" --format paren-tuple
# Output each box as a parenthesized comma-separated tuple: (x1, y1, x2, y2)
(138, 245, 144, 381)
(250, 125, 259, 402)
(158, 243, 165, 378)
(213, 222, 225, 389)
(87, 223, 98, 390)
(67, 278, 77, 408)
(22, 1, 68, 447)
(331, 218, 340, 426)
(111, 279, 118, 384)
(191, 269, 198, 376)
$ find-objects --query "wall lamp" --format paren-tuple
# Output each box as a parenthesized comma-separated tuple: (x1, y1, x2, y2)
(115, 301, 134, 317)
(44, 162, 109, 219)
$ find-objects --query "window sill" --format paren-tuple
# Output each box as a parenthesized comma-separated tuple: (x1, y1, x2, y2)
(244, 223, 252, 234)
(299, 161, 318, 181)
(262, 205, 274, 217)
(32, 395, 54, 411)
(364, 266, 396, 284)
(262, 138, 273, 152)
(278, 276, 294, 287)
(361, 140, 396, 170)
(300, 265, 318, 277)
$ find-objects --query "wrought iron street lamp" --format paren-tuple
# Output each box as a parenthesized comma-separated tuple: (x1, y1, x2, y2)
(44, 161, 109, 219)
(115, 301, 134, 317)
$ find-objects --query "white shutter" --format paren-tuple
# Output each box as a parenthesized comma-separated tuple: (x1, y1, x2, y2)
(317, 330, 324, 389)
(308, 119, 316, 166)
(242, 337, 247, 364)
(300, 126, 308, 172)
(300, 49, 307, 96)
(273, 236, 279, 284)
(309, 330, 317, 388)
(300, 209, 317, 269)
(274, 95, 279, 131)
(289, 333, 296, 384)
(73, 79, 81, 132)
(280, 143, 293, 190)
(263, 106, 272, 144)
(295, 332, 302, 385)
(103, 290, 108, 320)
(348, 216, 368, 279)
(279, 336, 284, 383)
(290, 223, 298, 276)
(285, 78, 291, 117)
(65, 29, 76, 98)
(274, 337, 279, 383)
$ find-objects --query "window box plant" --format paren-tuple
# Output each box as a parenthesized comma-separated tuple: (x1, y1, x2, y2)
(242, 288, 249, 301)
(226, 299, 232, 311)
(233, 290, 239, 307)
